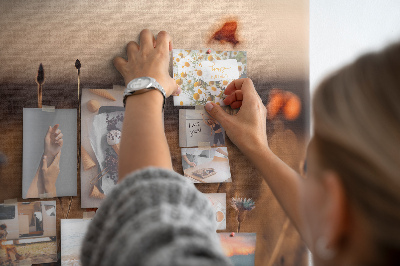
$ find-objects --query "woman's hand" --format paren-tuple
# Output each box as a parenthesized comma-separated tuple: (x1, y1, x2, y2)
(204, 78, 269, 156)
(113, 29, 180, 97)
(44, 124, 63, 165)
(41, 152, 61, 197)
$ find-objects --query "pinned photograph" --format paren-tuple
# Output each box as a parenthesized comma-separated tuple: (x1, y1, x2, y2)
(61, 219, 92, 266)
(173, 49, 247, 106)
(22, 108, 77, 198)
(0, 201, 57, 265)
(219, 233, 257, 266)
(80, 87, 125, 208)
(179, 109, 225, 148)
(181, 147, 231, 183)
(0, 203, 19, 240)
(205, 193, 226, 230)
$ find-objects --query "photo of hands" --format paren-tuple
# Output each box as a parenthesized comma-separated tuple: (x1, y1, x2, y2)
(22, 109, 77, 199)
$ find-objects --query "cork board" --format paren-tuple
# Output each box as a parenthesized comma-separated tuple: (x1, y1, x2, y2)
(0, 0, 309, 265)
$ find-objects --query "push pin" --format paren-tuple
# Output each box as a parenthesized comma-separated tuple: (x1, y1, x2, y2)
(206, 49, 211, 54)
(230, 232, 235, 237)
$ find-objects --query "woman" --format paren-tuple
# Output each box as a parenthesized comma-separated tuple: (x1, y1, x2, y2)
(81, 30, 400, 266)
(0, 224, 23, 262)
(201, 113, 225, 147)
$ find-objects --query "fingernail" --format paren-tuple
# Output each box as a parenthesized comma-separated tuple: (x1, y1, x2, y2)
(205, 102, 214, 111)
(177, 86, 182, 94)
(43, 156, 47, 159)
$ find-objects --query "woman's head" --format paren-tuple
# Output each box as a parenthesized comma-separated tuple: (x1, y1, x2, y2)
(303, 43, 400, 265)
(0, 224, 7, 230)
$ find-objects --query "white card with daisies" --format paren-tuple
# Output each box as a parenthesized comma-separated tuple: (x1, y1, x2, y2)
(173, 49, 247, 106)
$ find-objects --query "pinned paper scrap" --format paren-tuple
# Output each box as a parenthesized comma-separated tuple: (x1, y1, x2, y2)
(42, 105, 55, 112)
(3, 198, 17, 204)
(198, 142, 211, 150)
(195, 105, 204, 113)
(39, 193, 52, 199)
(17, 258, 32, 266)
(83, 211, 96, 219)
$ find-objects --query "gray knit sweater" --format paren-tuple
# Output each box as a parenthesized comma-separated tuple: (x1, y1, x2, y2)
(81, 167, 232, 266)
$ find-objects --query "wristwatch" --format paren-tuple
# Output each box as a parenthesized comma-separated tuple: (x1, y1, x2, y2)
(123, 77, 166, 109)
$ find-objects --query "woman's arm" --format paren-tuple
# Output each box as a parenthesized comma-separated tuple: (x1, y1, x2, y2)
(182, 154, 196, 167)
(201, 113, 212, 128)
(26, 152, 61, 198)
(113, 29, 179, 181)
(204, 78, 305, 240)
(26, 156, 45, 198)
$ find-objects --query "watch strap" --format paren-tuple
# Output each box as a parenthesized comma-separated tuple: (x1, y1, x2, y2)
(123, 77, 166, 110)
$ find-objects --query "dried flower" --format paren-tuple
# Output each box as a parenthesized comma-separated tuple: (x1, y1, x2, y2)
(231, 197, 255, 233)
(231, 197, 255, 211)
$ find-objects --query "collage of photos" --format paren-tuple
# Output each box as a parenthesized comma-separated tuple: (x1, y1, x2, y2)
(0, 201, 57, 265)
(22, 109, 77, 199)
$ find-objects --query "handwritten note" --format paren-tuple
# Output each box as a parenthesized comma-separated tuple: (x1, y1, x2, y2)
(199, 59, 239, 82)
(188, 121, 202, 137)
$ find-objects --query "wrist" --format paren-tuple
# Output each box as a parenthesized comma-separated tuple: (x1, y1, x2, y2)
(43, 182, 56, 197)
(125, 90, 164, 109)
(241, 139, 272, 160)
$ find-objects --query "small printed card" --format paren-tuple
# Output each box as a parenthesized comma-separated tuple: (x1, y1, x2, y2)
(179, 109, 226, 148)
(0, 201, 57, 265)
(219, 233, 257, 266)
(205, 193, 227, 230)
(173, 49, 247, 106)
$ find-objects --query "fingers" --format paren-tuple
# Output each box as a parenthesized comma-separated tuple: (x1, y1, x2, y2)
(52, 152, 61, 166)
(155, 31, 171, 52)
(231, 101, 243, 109)
(139, 29, 154, 53)
(42, 156, 48, 171)
(51, 124, 59, 133)
(56, 139, 63, 147)
(126, 41, 139, 61)
(223, 90, 243, 108)
(171, 85, 182, 96)
(204, 102, 231, 128)
(45, 126, 52, 138)
(113, 57, 128, 74)
(224, 78, 256, 97)
(55, 133, 63, 141)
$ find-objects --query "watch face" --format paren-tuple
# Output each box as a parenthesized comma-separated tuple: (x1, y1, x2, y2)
(131, 77, 151, 90)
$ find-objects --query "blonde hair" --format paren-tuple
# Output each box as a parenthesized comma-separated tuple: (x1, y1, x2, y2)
(312, 43, 400, 263)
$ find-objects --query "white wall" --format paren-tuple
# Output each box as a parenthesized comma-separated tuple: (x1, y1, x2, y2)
(310, 0, 400, 93)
